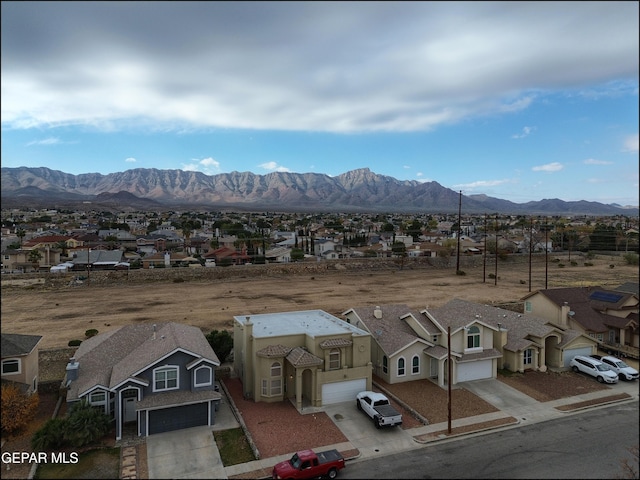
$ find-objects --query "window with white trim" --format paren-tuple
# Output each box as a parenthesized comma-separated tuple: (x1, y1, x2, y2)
(397, 357, 406, 376)
(523, 349, 533, 365)
(271, 361, 281, 377)
(524, 301, 532, 313)
(1, 358, 20, 375)
(328, 348, 340, 370)
(194, 365, 212, 387)
(466, 326, 480, 349)
(411, 355, 420, 374)
(154, 366, 178, 391)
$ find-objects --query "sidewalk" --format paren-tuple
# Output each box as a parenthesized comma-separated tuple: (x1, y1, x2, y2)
(223, 378, 639, 479)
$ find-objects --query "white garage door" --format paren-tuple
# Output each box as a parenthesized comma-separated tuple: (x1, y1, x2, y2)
(563, 347, 593, 367)
(322, 379, 367, 405)
(457, 360, 492, 382)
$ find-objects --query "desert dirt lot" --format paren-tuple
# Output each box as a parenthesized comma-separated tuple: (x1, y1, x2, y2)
(1, 253, 637, 349)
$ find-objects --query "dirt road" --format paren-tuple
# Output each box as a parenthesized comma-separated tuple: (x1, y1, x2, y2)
(1, 254, 636, 349)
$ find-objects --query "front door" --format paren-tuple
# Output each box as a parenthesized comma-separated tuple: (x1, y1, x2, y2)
(124, 397, 136, 423)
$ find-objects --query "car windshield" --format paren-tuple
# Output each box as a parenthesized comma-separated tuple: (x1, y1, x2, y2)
(614, 360, 629, 368)
(595, 364, 612, 372)
(290, 454, 301, 469)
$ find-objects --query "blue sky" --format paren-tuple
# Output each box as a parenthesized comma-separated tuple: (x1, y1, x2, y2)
(1, 1, 638, 206)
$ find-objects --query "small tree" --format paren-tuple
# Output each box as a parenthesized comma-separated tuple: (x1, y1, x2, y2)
(63, 399, 111, 447)
(206, 330, 233, 363)
(28, 249, 43, 272)
(31, 417, 67, 451)
(1, 384, 39, 436)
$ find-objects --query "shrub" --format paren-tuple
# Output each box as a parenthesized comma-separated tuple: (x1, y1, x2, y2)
(623, 253, 639, 266)
(609, 264, 615, 269)
(519, 280, 526, 284)
(488, 273, 496, 279)
(455, 270, 466, 276)
(85, 328, 98, 338)
(570, 261, 578, 266)
(173, 277, 185, 283)
(206, 329, 234, 363)
(68, 339, 82, 347)
(63, 400, 111, 447)
(1, 384, 39, 436)
(584, 262, 593, 267)
(558, 263, 565, 268)
(31, 417, 67, 451)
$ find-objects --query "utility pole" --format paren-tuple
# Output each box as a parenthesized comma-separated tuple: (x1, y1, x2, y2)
(447, 325, 452, 434)
(482, 214, 487, 283)
(494, 215, 498, 286)
(456, 191, 461, 273)
(545, 219, 549, 289)
(528, 216, 533, 292)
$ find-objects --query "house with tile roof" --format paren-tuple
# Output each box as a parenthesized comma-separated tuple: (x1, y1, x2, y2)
(1, 333, 43, 395)
(521, 285, 639, 359)
(233, 310, 372, 411)
(64, 322, 221, 441)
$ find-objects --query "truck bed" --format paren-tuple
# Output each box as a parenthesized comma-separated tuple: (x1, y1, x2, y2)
(316, 449, 343, 464)
(374, 404, 401, 417)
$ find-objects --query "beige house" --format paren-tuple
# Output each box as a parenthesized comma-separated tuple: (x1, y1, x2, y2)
(522, 285, 639, 359)
(1, 333, 43, 395)
(233, 310, 372, 410)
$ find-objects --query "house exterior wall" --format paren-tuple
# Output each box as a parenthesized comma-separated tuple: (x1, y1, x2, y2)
(1, 351, 39, 393)
(387, 343, 431, 384)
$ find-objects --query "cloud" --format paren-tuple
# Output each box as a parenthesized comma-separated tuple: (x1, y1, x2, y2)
(2, 2, 637, 133)
(453, 179, 512, 190)
(511, 126, 535, 139)
(532, 162, 563, 172)
(259, 161, 291, 172)
(26, 137, 62, 146)
(623, 134, 639, 153)
(583, 158, 612, 165)
(182, 157, 221, 174)
(125, 157, 136, 163)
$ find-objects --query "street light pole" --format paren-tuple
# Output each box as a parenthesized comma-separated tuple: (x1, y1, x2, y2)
(456, 191, 461, 273)
(447, 325, 452, 434)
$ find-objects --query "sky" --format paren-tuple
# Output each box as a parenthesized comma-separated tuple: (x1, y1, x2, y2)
(1, 1, 638, 206)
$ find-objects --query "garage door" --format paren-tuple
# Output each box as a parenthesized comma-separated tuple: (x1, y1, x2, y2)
(321, 379, 366, 405)
(563, 347, 593, 367)
(148, 402, 208, 435)
(457, 360, 492, 382)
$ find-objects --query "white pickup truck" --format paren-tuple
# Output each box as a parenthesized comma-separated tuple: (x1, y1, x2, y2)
(356, 391, 403, 428)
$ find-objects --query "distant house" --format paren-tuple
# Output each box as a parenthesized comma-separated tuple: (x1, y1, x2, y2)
(1, 333, 43, 395)
(203, 246, 251, 266)
(233, 310, 372, 410)
(521, 285, 639, 358)
(65, 322, 221, 441)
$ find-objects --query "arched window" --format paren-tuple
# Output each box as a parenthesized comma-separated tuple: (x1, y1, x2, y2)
(270, 361, 281, 377)
(262, 362, 282, 397)
(329, 348, 340, 370)
(467, 326, 480, 349)
(397, 357, 406, 376)
(194, 365, 212, 387)
(411, 355, 420, 374)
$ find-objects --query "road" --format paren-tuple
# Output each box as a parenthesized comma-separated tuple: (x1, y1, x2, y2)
(341, 402, 639, 479)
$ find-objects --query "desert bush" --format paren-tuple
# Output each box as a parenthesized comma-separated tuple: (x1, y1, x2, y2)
(609, 264, 615, 269)
(584, 262, 593, 267)
(1, 384, 39, 436)
(558, 263, 565, 268)
(85, 328, 98, 338)
(623, 253, 639, 265)
(570, 261, 578, 266)
(455, 270, 466, 276)
(68, 339, 82, 347)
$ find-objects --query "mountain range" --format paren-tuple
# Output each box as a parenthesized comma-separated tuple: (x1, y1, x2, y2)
(1, 166, 638, 216)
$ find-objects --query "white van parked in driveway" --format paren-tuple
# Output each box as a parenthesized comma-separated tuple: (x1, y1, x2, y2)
(570, 355, 618, 384)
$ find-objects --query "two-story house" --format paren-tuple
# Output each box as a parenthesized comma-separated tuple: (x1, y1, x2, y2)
(1, 333, 43, 395)
(65, 322, 221, 441)
(233, 310, 372, 411)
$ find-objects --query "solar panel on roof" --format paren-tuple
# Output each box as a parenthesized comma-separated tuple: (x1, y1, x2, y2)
(589, 291, 624, 303)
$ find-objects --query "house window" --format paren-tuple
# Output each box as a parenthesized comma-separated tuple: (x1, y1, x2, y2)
(397, 357, 406, 376)
(524, 301, 532, 313)
(382, 356, 388, 374)
(194, 365, 212, 387)
(1, 358, 20, 375)
(32, 376, 38, 393)
(271, 362, 282, 377)
(523, 349, 533, 365)
(154, 366, 178, 392)
(328, 349, 340, 370)
(596, 333, 604, 341)
(261, 378, 282, 397)
(88, 390, 108, 414)
(412, 355, 420, 374)
(466, 326, 480, 349)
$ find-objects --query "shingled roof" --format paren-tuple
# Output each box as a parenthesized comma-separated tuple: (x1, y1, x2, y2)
(1, 333, 43, 357)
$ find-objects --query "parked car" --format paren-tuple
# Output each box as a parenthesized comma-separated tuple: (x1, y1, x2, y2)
(570, 355, 618, 384)
(598, 356, 639, 381)
(272, 449, 345, 480)
(356, 391, 403, 428)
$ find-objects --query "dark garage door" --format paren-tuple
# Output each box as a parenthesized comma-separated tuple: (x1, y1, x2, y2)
(148, 402, 208, 435)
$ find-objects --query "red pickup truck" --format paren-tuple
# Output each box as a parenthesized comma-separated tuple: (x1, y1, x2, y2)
(272, 449, 345, 479)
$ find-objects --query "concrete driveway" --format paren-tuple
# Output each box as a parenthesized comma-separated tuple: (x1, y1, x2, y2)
(146, 387, 240, 479)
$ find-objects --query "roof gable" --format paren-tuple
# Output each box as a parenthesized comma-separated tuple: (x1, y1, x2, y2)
(1, 333, 43, 357)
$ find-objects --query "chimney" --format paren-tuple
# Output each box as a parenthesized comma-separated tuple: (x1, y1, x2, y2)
(560, 302, 570, 328)
(374, 306, 382, 319)
(66, 357, 79, 383)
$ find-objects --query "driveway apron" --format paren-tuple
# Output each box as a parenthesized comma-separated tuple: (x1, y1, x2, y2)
(146, 426, 225, 479)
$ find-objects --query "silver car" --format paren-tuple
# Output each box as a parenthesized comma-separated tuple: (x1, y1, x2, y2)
(570, 355, 619, 384)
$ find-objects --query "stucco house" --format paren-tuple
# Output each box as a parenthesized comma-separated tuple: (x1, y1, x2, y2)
(64, 322, 221, 441)
(521, 285, 639, 358)
(1, 333, 43, 395)
(344, 300, 599, 388)
(233, 310, 372, 410)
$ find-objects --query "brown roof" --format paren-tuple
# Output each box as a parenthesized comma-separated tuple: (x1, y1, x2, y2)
(256, 344, 293, 358)
(286, 347, 323, 367)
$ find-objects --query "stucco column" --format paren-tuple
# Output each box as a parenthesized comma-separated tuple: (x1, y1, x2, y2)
(295, 369, 302, 410)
